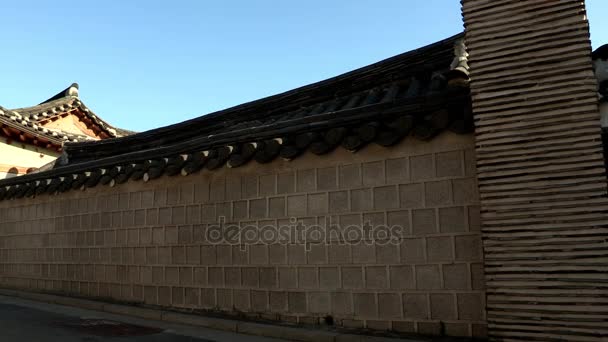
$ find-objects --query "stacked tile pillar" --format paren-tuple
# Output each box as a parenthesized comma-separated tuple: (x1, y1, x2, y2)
(461, 1, 608, 341)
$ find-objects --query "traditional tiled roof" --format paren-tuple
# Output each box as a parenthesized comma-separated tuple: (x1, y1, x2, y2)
(9, 83, 134, 140)
(0, 105, 93, 148)
(0, 32, 472, 199)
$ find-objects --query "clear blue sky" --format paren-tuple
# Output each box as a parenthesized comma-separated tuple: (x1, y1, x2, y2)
(2, 1, 607, 132)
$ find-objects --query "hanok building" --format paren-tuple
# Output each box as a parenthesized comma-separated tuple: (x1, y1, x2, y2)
(0, 2, 607, 341)
(0, 83, 130, 178)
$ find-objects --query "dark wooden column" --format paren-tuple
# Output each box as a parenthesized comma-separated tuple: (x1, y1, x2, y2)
(461, 0, 608, 340)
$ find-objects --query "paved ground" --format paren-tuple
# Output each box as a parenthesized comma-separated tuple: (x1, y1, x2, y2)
(0, 295, 288, 342)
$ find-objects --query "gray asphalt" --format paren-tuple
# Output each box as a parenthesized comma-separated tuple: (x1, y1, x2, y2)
(0, 295, 289, 342)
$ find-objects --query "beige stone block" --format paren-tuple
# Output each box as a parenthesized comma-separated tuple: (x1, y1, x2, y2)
(233, 200, 248, 219)
(144, 286, 157, 305)
(457, 292, 484, 320)
(376, 243, 399, 264)
(392, 321, 416, 333)
(455, 235, 482, 261)
(340, 319, 363, 329)
(165, 226, 178, 244)
(269, 291, 287, 312)
(306, 244, 326, 264)
(210, 177, 226, 202)
(339, 164, 361, 188)
(315, 166, 336, 191)
(417, 321, 441, 336)
(172, 287, 185, 306)
(350, 188, 372, 212)
(403, 293, 428, 319)
(250, 244, 268, 264)
(425, 180, 452, 206)
(172, 246, 186, 264)
(145, 208, 159, 225)
(159, 207, 171, 225)
(365, 266, 388, 289)
(330, 292, 352, 315)
(186, 205, 201, 224)
(201, 288, 216, 308)
(426, 236, 454, 262)
(184, 246, 199, 264)
(277, 172, 295, 194)
(353, 293, 377, 317)
(372, 294, 399, 320)
(436, 151, 463, 177)
(242, 267, 259, 287)
(452, 178, 479, 205)
(184, 287, 199, 306)
(319, 267, 339, 289)
(415, 265, 441, 290)
(242, 175, 258, 199)
(250, 199, 267, 218)
(234, 289, 251, 310)
(167, 187, 180, 205)
(233, 245, 248, 264)
(152, 227, 164, 245)
(225, 267, 241, 286)
(297, 169, 316, 192)
(389, 265, 415, 289)
(362, 161, 385, 186)
(259, 267, 276, 288)
(217, 288, 232, 309)
(179, 267, 193, 285)
(445, 323, 471, 337)
(146, 247, 157, 264)
(141, 190, 155, 208)
(287, 195, 307, 216)
(194, 267, 206, 285)
(268, 244, 286, 264)
(412, 209, 437, 235)
(166, 266, 179, 285)
(178, 225, 192, 244)
(430, 293, 456, 320)
(287, 244, 306, 264)
(201, 245, 217, 265)
(158, 246, 171, 264)
(216, 245, 232, 265)
(374, 186, 399, 210)
(288, 291, 306, 313)
(208, 267, 224, 287)
(226, 176, 242, 201)
(140, 228, 152, 245)
(328, 244, 351, 264)
(351, 243, 375, 264)
(342, 267, 363, 289)
(308, 292, 330, 313)
(386, 157, 409, 184)
(472, 323, 488, 338)
(329, 191, 349, 213)
(468, 205, 481, 232)
(308, 193, 328, 215)
(251, 290, 268, 312)
(298, 267, 319, 289)
(258, 174, 276, 196)
(439, 206, 466, 233)
(471, 262, 485, 290)
(267, 197, 285, 218)
(443, 263, 469, 290)
(410, 154, 434, 181)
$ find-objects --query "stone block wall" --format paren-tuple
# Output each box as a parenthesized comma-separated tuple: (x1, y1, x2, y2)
(0, 132, 485, 338)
